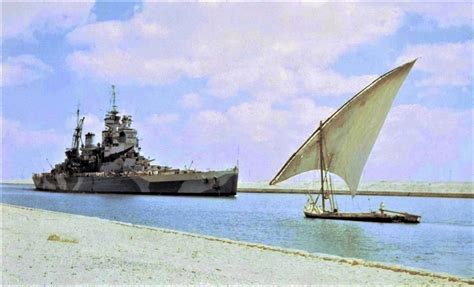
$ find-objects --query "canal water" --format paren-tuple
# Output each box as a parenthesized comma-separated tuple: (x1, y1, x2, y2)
(1, 184, 472, 278)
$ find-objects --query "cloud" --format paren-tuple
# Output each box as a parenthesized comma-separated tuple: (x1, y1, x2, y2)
(404, 2, 473, 28)
(66, 13, 184, 84)
(131, 113, 183, 166)
(136, 113, 180, 142)
(66, 3, 402, 99)
(396, 41, 473, 87)
(148, 113, 180, 125)
(1, 55, 53, 87)
(1, 1, 94, 41)
(176, 97, 336, 179)
(1, 117, 65, 147)
(185, 110, 231, 145)
(227, 101, 290, 143)
(66, 113, 103, 142)
(180, 93, 202, 109)
(154, 100, 471, 182)
(368, 105, 472, 181)
(1, 117, 69, 179)
(302, 69, 378, 96)
(66, 15, 169, 48)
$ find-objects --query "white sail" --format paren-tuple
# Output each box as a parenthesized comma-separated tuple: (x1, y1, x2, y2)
(270, 60, 416, 194)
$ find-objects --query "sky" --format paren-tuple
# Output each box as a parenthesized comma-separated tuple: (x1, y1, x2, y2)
(1, 1, 472, 184)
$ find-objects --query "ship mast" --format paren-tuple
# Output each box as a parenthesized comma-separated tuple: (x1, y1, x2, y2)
(71, 106, 85, 155)
(111, 84, 117, 113)
(319, 121, 325, 212)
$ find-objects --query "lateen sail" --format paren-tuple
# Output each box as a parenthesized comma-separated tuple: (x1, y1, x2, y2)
(270, 60, 416, 194)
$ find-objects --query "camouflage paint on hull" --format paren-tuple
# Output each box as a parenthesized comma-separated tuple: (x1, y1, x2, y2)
(32, 169, 238, 196)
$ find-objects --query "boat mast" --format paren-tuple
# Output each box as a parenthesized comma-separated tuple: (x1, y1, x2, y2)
(319, 121, 325, 212)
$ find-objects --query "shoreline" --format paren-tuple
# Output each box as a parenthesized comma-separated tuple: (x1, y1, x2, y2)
(2, 203, 471, 285)
(239, 187, 474, 198)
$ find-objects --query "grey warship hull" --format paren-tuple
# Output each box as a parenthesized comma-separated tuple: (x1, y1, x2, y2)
(33, 169, 238, 196)
(33, 86, 239, 196)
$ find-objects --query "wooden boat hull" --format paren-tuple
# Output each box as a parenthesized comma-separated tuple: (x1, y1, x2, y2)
(304, 211, 420, 224)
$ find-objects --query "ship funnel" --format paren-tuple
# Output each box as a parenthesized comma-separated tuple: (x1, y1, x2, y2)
(85, 132, 95, 148)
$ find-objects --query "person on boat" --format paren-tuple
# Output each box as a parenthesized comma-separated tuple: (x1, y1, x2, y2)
(379, 202, 385, 214)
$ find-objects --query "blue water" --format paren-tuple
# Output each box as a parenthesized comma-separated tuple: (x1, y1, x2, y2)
(1, 184, 473, 278)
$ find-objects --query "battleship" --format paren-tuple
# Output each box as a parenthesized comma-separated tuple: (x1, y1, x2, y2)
(32, 86, 238, 196)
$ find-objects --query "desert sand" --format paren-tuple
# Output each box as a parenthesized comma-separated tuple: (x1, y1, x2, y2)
(1, 204, 470, 285)
(239, 180, 473, 198)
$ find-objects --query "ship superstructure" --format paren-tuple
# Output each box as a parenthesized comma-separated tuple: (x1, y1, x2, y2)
(54, 85, 151, 175)
(33, 86, 238, 196)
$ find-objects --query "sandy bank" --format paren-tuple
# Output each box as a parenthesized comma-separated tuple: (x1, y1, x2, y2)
(239, 181, 473, 198)
(1, 204, 470, 285)
(239, 187, 473, 198)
